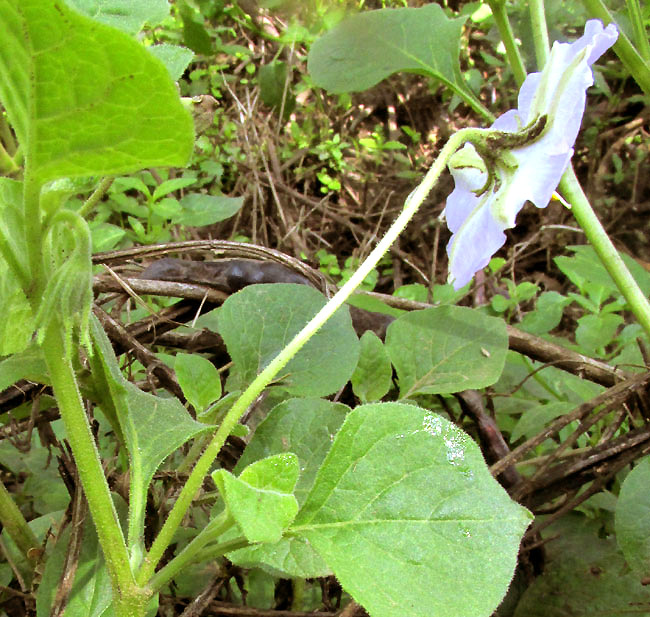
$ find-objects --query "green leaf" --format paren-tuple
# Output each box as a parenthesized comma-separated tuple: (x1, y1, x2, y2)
(148, 43, 195, 81)
(555, 245, 650, 299)
(510, 402, 575, 442)
(213, 454, 299, 544)
(236, 398, 350, 507)
(178, 194, 244, 226)
(228, 398, 348, 577)
(66, 0, 170, 34)
(615, 456, 650, 578)
(120, 381, 213, 545)
(519, 291, 570, 335)
(385, 306, 508, 397)
(36, 522, 111, 617)
(152, 177, 197, 202)
(0, 0, 194, 183)
(575, 313, 623, 355)
(351, 331, 393, 403)
(88, 316, 212, 545)
(175, 352, 222, 411)
(0, 345, 48, 391)
(514, 514, 650, 616)
(0, 263, 34, 355)
(259, 61, 295, 117)
(308, 6, 469, 99)
(218, 284, 360, 397)
(291, 403, 532, 617)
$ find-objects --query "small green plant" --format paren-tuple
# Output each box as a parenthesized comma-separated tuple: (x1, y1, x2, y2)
(2, 1, 650, 617)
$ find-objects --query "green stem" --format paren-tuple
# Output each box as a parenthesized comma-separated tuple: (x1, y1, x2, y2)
(148, 511, 235, 592)
(41, 321, 137, 598)
(138, 126, 481, 585)
(0, 481, 39, 565)
(78, 177, 114, 219)
(528, 0, 550, 70)
(583, 0, 650, 96)
(626, 0, 650, 63)
(560, 167, 650, 339)
(486, 0, 527, 86)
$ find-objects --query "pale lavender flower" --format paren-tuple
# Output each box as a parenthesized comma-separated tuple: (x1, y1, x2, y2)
(445, 20, 618, 289)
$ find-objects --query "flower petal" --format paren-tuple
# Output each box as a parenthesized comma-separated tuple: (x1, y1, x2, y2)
(444, 20, 618, 289)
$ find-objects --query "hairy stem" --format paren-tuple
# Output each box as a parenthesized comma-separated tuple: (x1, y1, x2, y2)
(560, 167, 650, 339)
(583, 0, 650, 96)
(148, 511, 235, 592)
(78, 176, 114, 218)
(137, 126, 482, 585)
(528, 0, 550, 71)
(0, 481, 39, 565)
(486, 0, 527, 85)
(42, 321, 137, 598)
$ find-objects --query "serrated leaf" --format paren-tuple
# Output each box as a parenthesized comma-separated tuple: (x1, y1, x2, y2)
(218, 284, 359, 397)
(615, 456, 650, 578)
(289, 402, 531, 617)
(308, 6, 467, 97)
(120, 381, 213, 545)
(178, 194, 244, 226)
(385, 306, 508, 397)
(213, 454, 299, 544)
(0, 0, 193, 183)
(175, 353, 221, 411)
(351, 331, 393, 403)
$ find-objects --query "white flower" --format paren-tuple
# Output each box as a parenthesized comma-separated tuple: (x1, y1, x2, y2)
(445, 20, 618, 290)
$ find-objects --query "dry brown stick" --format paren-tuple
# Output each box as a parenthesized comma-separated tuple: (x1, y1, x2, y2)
(93, 306, 185, 402)
(94, 277, 228, 304)
(518, 423, 650, 504)
(490, 370, 650, 477)
(207, 602, 336, 617)
(51, 480, 88, 617)
(526, 428, 650, 522)
(361, 291, 630, 387)
(180, 577, 227, 617)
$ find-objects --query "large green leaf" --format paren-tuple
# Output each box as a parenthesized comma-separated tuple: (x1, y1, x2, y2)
(308, 6, 467, 96)
(514, 514, 650, 616)
(218, 284, 359, 397)
(0, 0, 193, 183)
(89, 317, 211, 546)
(615, 455, 650, 578)
(290, 402, 531, 617)
(228, 398, 348, 577)
(66, 0, 170, 34)
(213, 454, 299, 544)
(385, 306, 508, 397)
(0, 178, 33, 354)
